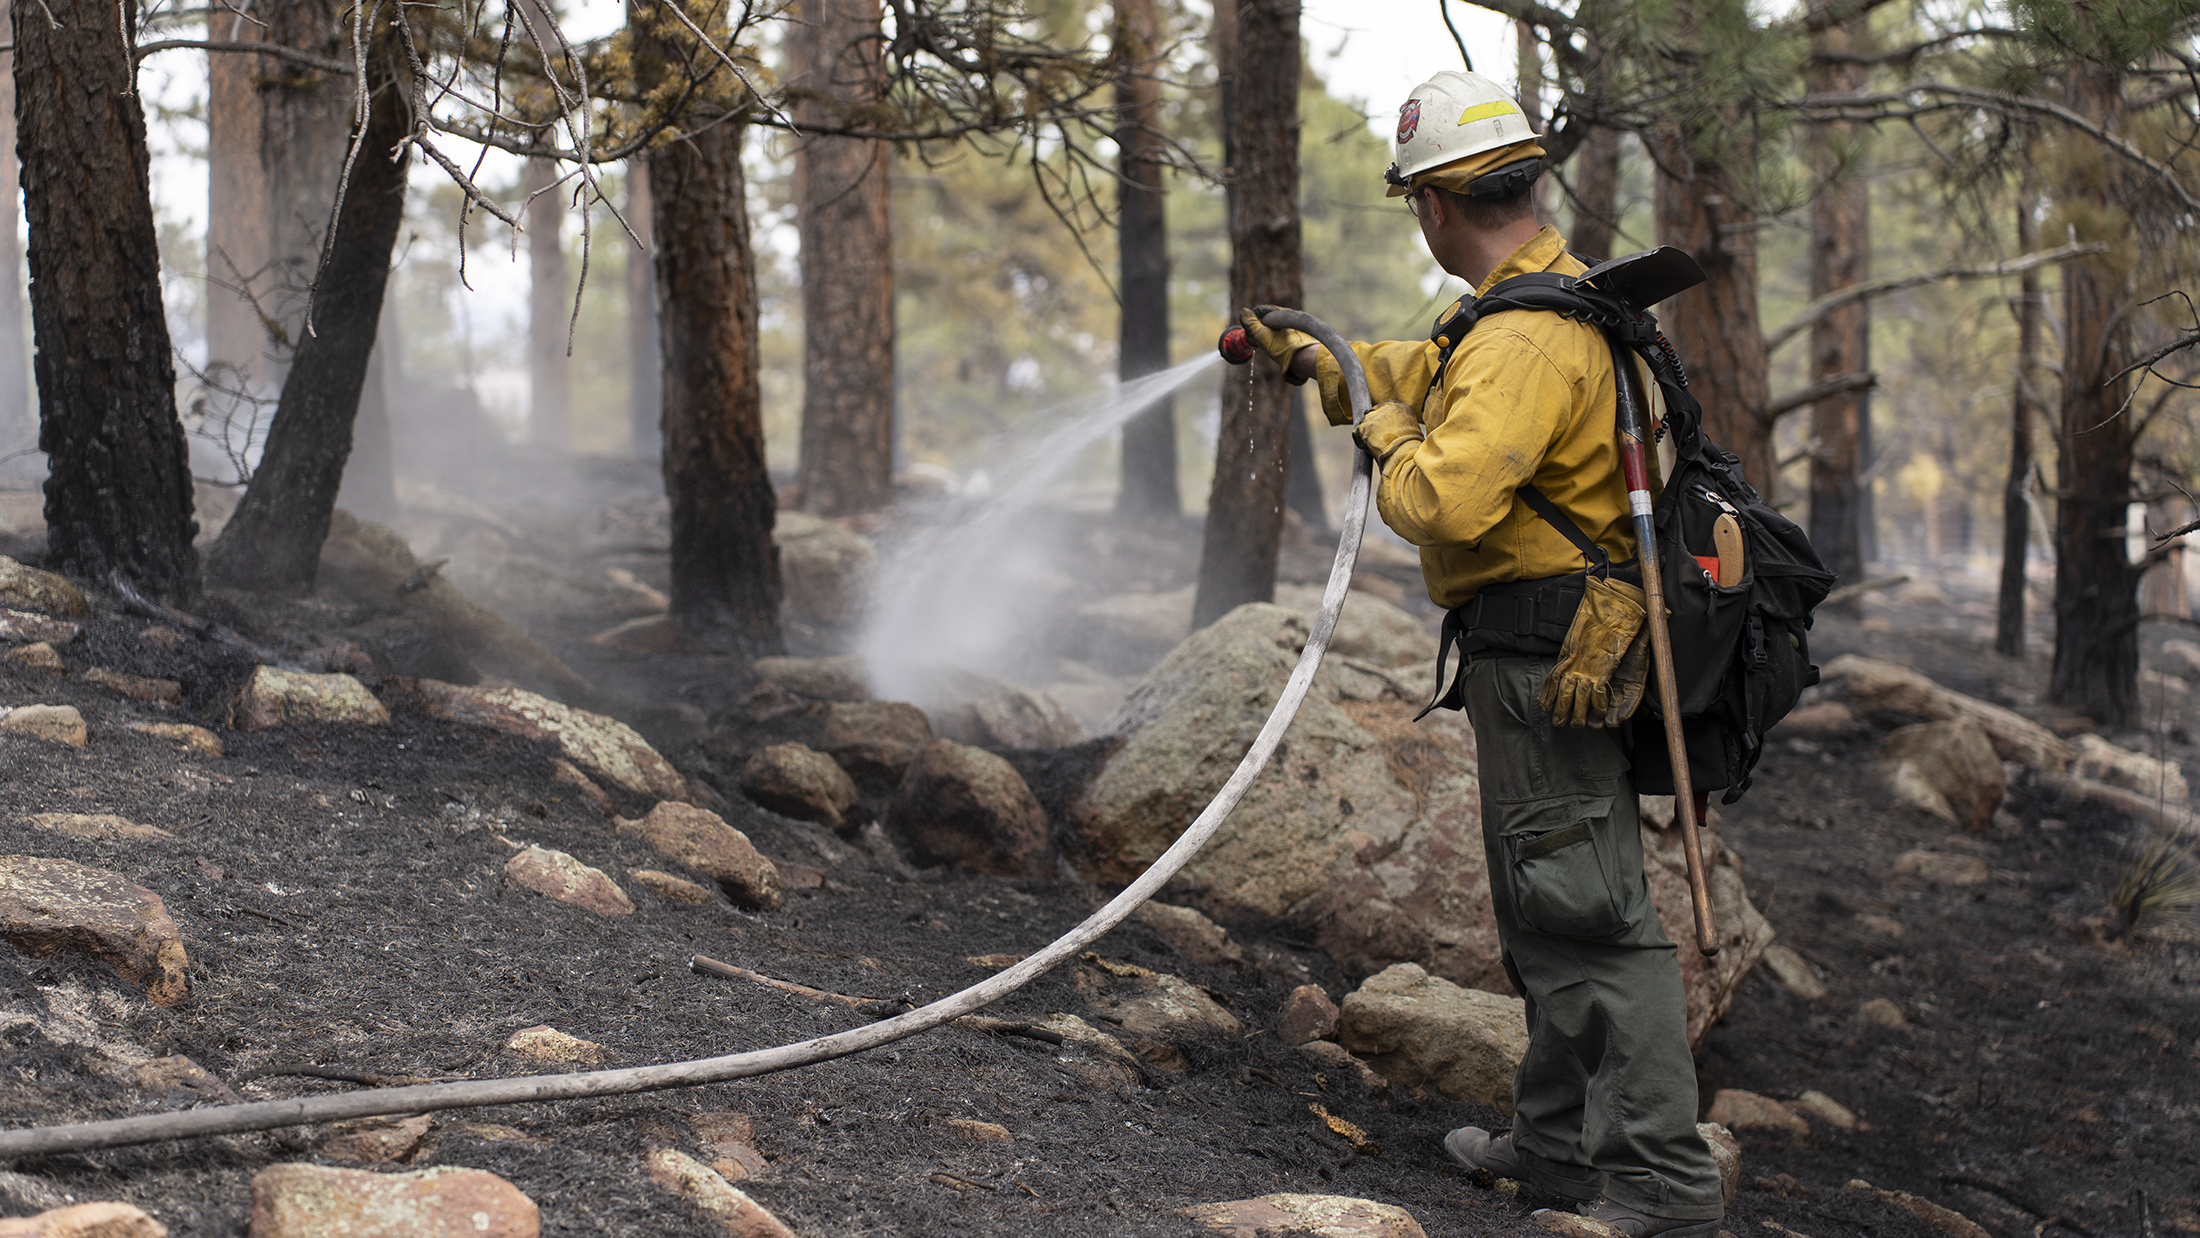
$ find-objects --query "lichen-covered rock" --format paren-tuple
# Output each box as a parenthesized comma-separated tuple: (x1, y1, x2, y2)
(0, 856, 189, 1005)
(632, 869, 714, 905)
(885, 739, 1050, 877)
(127, 722, 223, 758)
(502, 1025, 611, 1064)
(1075, 963, 1244, 1046)
(1183, 1193, 1427, 1238)
(504, 846, 633, 916)
(614, 802, 781, 910)
(233, 666, 388, 730)
(1877, 718, 2005, 832)
(738, 742, 859, 831)
(0, 609, 80, 646)
(1337, 963, 1526, 1115)
(389, 678, 688, 802)
(0, 705, 87, 747)
(644, 1148, 796, 1238)
(4, 641, 64, 673)
(85, 669, 182, 706)
(248, 1164, 538, 1238)
(0, 557, 88, 618)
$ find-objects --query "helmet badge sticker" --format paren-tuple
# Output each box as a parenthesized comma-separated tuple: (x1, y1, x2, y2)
(1396, 98, 1422, 145)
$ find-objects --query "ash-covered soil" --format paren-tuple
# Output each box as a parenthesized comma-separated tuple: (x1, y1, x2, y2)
(0, 501, 2185, 1237)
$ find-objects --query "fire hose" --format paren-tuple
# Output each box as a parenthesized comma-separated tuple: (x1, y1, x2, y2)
(0, 309, 1376, 1159)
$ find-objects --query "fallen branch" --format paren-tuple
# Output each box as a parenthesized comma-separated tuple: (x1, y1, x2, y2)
(1821, 572, 1910, 606)
(689, 954, 897, 1013)
(1766, 243, 2107, 353)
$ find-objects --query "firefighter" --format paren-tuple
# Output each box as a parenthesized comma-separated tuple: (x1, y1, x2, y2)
(1222, 69, 1725, 1238)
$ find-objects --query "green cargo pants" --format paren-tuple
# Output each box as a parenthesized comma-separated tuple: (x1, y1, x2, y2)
(1463, 654, 1725, 1222)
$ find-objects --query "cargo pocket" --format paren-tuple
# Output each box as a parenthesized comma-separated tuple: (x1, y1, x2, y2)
(1503, 792, 1629, 939)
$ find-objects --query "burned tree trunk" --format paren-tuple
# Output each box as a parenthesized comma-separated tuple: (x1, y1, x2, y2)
(1803, 6, 1871, 589)
(790, 0, 894, 517)
(1568, 122, 1620, 262)
(17, 0, 199, 598)
(1996, 196, 2042, 657)
(627, 160, 661, 460)
(206, 57, 411, 595)
(1113, 0, 1178, 519)
(1193, 0, 1301, 631)
(2048, 62, 2138, 727)
(1652, 130, 1773, 495)
(0, 0, 27, 452)
(527, 157, 572, 449)
(651, 121, 782, 655)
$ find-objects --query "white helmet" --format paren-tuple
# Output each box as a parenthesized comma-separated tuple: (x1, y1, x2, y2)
(1385, 70, 1538, 195)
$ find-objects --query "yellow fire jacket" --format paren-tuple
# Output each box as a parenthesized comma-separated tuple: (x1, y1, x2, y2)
(1311, 225, 1643, 611)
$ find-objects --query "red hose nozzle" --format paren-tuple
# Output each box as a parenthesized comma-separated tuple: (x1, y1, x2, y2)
(1217, 325, 1254, 365)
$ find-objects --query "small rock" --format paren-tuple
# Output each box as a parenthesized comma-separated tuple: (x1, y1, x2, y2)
(0, 1202, 167, 1238)
(136, 1054, 241, 1105)
(738, 743, 859, 831)
(232, 666, 388, 730)
(0, 557, 88, 618)
(689, 1112, 768, 1177)
(770, 860, 823, 890)
(632, 869, 714, 905)
(0, 610, 80, 646)
(4, 642, 64, 673)
(775, 512, 877, 628)
(1295, 1039, 1389, 1093)
(614, 803, 782, 911)
(812, 700, 934, 788)
(752, 654, 869, 702)
(504, 847, 633, 916)
(21, 813, 175, 841)
(1846, 1179, 1993, 1238)
(1132, 902, 1248, 968)
(1788, 1089, 1860, 1131)
(1889, 850, 1990, 887)
(1758, 945, 1827, 1001)
(884, 739, 1051, 877)
(1039, 1012, 1148, 1091)
(586, 613, 684, 655)
(1183, 1192, 1428, 1238)
(1076, 966, 1244, 1046)
(645, 1148, 796, 1238)
(2073, 732, 2189, 803)
(0, 855, 188, 1004)
(126, 722, 223, 757)
(1698, 1122, 1741, 1204)
(318, 1113, 433, 1163)
(0, 705, 87, 747)
(1859, 998, 1910, 1030)
(548, 759, 611, 815)
(945, 1118, 1010, 1145)
(502, 1025, 611, 1064)
(1877, 718, 2004, 832)
(1777, 700, 1858, 735)
(138, 625, 183, 651)
(249, 1163, 538, 1238)
(1855, 913, 1905, 938)
(1704, 1089, 1809, 1141)
(1276, 984, 1341, 1046)
(85, 669, 181, 706)
(1533, 1211, 1620, 1238)
(1337, 963, 1528, 1115)
(310, 641, 376, 677)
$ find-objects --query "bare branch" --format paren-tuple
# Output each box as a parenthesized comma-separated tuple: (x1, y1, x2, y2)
(133, 36, 346, 72)
(1767, 371, 1877, 420)
(1766, 242, 2109, 353)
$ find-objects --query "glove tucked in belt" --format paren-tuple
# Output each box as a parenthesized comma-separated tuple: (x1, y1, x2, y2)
(1352, 401, 1424, 469)
(1539, 575, 1649, 727)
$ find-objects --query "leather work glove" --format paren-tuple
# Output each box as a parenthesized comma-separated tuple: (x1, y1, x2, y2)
(1239, 306, 1318, 380)
(1352, 401, 1424, 468)
(1539, 575, 1649, 727)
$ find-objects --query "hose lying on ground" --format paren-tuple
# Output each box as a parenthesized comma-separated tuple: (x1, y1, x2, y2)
(0, 311, 1374, 1160)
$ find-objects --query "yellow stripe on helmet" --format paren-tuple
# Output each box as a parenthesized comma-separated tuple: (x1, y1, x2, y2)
(1457, 99, 1522, 125)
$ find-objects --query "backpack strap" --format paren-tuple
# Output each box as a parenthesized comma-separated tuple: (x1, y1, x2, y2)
(1517, 484, 1610, 577)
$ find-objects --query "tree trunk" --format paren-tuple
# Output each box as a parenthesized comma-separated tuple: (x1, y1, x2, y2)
(1113, 0, 1178, 519)
(1193, 0, 1301, 631)
(206, 13, 270, 377)
(0, 0, 27, 454)
(206, 58, 411, 595)
(790, 0, 894, 516)
(1995, 195, 2041, 657)
(259, 0, 352, 373)
(1803, 7, 1871, 591)
(627, 159, 661, 460)
(1651, 129, 1772, 496)
(17, 0, 199, 598)
(2048, 62, 2137, 727)
(651, 121, 783, 655)
(527, 157, 571, 450)
(1568, 122, 1620, 262)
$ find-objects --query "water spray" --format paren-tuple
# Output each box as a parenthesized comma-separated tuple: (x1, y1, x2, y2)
(0, 310, 1375, 1159)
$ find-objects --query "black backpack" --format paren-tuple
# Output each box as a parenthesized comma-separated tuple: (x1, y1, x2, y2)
(1424, 248, 1836, 803)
